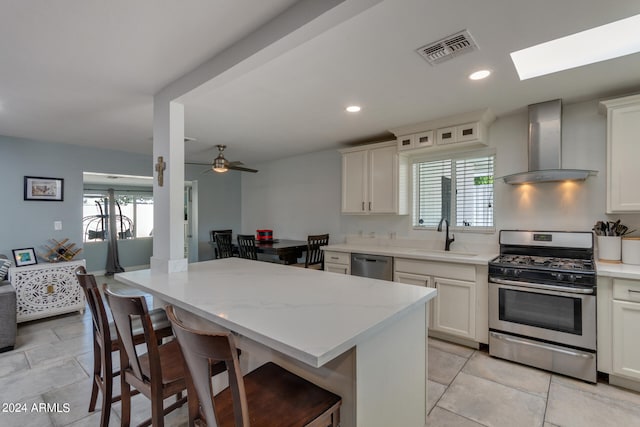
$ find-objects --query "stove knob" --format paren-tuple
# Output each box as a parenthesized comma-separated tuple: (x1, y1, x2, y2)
(513, 269, 521, 277)
(568, 274, 577, 282)
(552, 272, 564, 281)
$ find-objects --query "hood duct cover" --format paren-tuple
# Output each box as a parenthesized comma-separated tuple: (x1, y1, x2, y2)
(502, 99, 597, 184)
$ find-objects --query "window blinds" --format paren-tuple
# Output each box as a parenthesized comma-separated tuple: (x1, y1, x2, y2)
(414, 154, 494, 229)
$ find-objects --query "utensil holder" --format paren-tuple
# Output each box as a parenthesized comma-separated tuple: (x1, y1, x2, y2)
(597, 236, 622, 263)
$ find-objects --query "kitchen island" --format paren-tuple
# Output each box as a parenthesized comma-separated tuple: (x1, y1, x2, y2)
(115, 258, 436, 427)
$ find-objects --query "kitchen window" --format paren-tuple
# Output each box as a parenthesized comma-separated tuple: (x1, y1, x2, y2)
(413, 152, 494, 230)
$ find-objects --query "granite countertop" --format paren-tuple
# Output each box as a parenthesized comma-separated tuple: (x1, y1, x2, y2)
(322, 243, 496, 265)
(596, 261, 640, 280)
(115, 258, 436, 368)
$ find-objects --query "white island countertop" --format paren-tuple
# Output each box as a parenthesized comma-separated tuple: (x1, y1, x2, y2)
(115, 258, 436, 368)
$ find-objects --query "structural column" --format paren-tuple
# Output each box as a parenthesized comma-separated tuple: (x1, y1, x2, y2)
(151, 99, 187, 273)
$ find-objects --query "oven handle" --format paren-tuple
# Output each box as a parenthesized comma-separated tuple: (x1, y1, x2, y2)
(490, 332, 594, 359)
(489, 277, 594, 294)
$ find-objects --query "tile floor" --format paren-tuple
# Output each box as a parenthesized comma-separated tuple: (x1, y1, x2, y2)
(1, 277, 640, 426)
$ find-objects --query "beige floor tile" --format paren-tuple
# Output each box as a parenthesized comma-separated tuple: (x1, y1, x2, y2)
(12, 329, 61, 353)
(427, 407, 485, 427)
(0, 358, 88, 403)
(428, 346, 468, 385)
(429, 338, 476, 358)
(439, 371, 546, 427)
(17, 312, 86, 337)
(545, 381, 640, 427)
(428, 380, 447, 414)
(62, 409, 121, 427)
(0, 395, 54, 427)
(25, 335, 92, 367)
(0, 351, 29, 378)
(42, 377, 97, 426)
(52, 319, 92, 341)
(463, 351, 551, 398)
(552, 374, 640, 406)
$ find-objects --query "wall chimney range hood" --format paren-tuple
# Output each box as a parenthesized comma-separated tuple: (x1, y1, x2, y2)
(501, 99, 597, 184)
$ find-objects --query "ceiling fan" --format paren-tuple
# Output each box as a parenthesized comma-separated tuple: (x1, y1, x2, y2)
(186, 145, 258, 173)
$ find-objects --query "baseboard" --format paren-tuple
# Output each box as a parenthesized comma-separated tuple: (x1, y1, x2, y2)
(609, 374, 640, 393)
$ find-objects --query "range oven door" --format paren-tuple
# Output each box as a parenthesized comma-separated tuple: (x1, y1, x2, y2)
(489, 278, 596, 351)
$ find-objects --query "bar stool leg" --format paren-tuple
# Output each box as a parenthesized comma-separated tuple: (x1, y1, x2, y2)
(88, 338, 100, 413)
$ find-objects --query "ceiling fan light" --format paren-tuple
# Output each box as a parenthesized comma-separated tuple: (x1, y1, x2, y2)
(213, 157, 227, 172)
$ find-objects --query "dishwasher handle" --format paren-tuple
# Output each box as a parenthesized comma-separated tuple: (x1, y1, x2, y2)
(352, 256, 389, 263)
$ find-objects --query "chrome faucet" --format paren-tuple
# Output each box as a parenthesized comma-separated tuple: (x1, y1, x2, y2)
(437, 218, 455, 251)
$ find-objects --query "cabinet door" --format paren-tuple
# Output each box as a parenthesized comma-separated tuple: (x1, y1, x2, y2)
(368, 145, 397, 213)
(612, 300, 640, 380)
(325, 263, 350, 275)
(456, 122, 479, 142)
(432, 277, 476, 339)
(607, 101, 640, 212)
(395, 271, 434, 329)
(341, 150, 368, 213)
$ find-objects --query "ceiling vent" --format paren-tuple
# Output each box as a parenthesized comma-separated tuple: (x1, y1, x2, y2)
(416, 30, 478, 65)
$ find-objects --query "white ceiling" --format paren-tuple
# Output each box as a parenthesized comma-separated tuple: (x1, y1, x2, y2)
(2, 0, 640, 168)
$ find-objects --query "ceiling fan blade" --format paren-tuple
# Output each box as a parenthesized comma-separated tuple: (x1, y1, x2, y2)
(228, 165, 258, 173)
(186, 162, 212, 166)
(200, 167, 213, 174)
(227, 161, 244, 166)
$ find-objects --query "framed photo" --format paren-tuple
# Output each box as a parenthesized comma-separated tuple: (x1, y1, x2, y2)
(12, 248, 38, 267)
(24, 176, 64, 201)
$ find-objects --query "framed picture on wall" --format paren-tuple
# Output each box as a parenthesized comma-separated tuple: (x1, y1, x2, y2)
(24, 176, 64, 201)
(12, 248, 37, 267)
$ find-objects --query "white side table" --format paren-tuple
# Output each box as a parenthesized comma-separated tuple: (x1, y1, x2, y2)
(9, 259, 86, 323)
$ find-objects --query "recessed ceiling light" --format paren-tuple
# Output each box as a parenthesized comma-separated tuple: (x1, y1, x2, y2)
(346, 105, 361, 113)
(469, 70, 491, 80)
(511, 13, 640, 80)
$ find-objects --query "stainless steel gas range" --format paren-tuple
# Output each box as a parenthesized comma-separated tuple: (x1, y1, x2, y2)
(488, 230, 597, 383)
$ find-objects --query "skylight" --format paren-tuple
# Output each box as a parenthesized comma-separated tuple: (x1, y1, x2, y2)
(510, 13, 640, 80)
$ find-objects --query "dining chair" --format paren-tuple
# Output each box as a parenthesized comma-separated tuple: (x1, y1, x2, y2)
(237, 234, 258, 260)
(215, 232, 235, 259)
(165, 305, 342, 427)
(210, 229, 233, 259)
(293, 234, 329, 270)
(104, 288, 229, 427)
(74, 266, 173, 427)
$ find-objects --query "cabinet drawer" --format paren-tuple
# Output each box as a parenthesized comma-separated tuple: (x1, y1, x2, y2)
(613, 278, 640, 302)
(395, 258, 475, 282)
(324, 251, 350, 265)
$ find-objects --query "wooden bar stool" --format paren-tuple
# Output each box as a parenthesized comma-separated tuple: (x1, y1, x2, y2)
(105, 288, 233, 427)
(75, 266, 173, 427)
(166, 305, 342, 427)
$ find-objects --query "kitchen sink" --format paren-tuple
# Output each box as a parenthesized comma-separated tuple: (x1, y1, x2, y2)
(406, 249, 477, 257)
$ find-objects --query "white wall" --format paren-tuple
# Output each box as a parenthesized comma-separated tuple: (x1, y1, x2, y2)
(241, 97, 640, 248)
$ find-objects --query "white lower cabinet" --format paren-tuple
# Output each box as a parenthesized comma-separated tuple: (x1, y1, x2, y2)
(324, 251, 350, 275)
(432, 277, 476, 339)
(612, 300, 640, 380)
(394, 258, 486, 345)
(597, 276, 640, 390)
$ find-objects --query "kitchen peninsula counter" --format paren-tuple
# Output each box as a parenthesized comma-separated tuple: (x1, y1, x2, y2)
(115, 258, 436, 427)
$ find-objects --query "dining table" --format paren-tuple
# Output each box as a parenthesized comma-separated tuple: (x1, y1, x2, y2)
(211, 238, 308, 264)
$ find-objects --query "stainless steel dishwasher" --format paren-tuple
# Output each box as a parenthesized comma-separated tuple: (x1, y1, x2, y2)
(351, 253, 393, 280)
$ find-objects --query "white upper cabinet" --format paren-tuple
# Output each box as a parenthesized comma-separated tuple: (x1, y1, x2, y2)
(393, 109, 494, 153)
(600, 94, 640, 213)
(340, 141, 408, 215)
